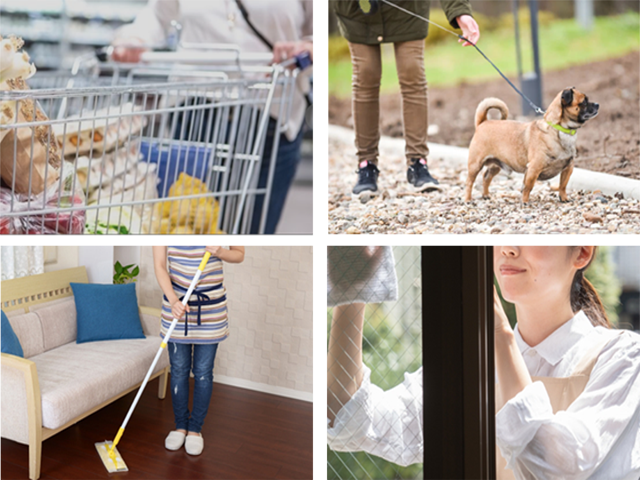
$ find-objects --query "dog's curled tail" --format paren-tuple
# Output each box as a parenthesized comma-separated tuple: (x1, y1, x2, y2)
(475, 98, 509, 128)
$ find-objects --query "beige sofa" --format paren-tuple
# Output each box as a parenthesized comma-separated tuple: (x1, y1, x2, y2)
(1, 266, 169, 480)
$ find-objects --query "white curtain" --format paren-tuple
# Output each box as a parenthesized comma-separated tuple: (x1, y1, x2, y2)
(1, 246, 44, 280)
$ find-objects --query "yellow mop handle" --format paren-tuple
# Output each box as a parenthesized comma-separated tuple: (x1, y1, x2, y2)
(108, 427, 125, 454)
(199, 252, 211, 271)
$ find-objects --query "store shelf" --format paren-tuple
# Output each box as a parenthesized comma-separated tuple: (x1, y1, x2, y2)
(1, 0, 146, 71)
(0, 0, 64, 15)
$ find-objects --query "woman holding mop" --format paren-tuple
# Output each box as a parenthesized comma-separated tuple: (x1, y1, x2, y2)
(153, 246, 245, 455)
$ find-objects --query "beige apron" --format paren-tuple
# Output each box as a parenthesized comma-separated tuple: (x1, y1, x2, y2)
(496, 334, 620, 480)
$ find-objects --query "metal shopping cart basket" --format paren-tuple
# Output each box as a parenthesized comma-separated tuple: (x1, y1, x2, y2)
(0, 45, 311, 234)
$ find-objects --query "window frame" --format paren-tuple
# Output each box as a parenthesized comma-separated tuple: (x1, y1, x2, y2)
(422, 246, 495, 479)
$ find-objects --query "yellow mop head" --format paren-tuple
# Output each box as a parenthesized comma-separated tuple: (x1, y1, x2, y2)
(95, 441, 128, 473)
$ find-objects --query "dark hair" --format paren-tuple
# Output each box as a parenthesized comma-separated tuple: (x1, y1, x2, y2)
(570, 247, 611, 328)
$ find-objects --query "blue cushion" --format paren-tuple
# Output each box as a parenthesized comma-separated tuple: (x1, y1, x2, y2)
(1, 310, 24, 357)
(70, 283, 146, 344)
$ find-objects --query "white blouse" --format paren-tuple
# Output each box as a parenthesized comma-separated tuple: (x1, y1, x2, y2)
(327, 365, 423, 467)
(116, 0, 313, 141)
(327, 312, 640, 479)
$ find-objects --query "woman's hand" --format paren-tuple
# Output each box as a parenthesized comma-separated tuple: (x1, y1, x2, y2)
(328, 246, 384, 290)
(272, 40, 313, 64)
(494, 286, 532, 405)
(111, 37, 147, 63)
(207, 246, 245, 263)
(494, 286, 513, 336)
(171, 299, 188, 320)
(456, 15, 480, 46)
(205, 240, 222, 257)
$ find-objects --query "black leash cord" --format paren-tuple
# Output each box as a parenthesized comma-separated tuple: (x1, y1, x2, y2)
(378, 0, 546, 115)
(459, 34, 545, 115)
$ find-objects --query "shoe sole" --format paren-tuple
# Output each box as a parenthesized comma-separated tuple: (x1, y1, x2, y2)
(409, 182, 442, 193)
(165, 443, 184, 451)
(351, 189, 379, 200)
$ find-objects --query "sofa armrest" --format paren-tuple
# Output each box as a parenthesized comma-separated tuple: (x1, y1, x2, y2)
(1, 353, 42, 446)
(139, 306, 162, 337)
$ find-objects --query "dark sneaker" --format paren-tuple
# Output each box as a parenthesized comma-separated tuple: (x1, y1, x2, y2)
(407, 158, 439, 190)
(352, 160, 379, 195)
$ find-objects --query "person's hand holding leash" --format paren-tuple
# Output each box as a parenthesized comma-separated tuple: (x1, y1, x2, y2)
(456, 15, 480, 46)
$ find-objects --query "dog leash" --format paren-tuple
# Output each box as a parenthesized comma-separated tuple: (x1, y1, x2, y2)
(378, 0, 546, 115)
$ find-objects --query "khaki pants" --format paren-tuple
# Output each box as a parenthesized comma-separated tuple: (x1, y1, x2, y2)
(349, 39, 429, 166)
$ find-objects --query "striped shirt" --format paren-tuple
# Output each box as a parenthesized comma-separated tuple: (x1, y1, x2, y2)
(160, 246, 228, 344)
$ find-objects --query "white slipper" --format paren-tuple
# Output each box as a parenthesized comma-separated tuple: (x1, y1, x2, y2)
(185, 433, 204, 456)
(165, 430, 186, 451)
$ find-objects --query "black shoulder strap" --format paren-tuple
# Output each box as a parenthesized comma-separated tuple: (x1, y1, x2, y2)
(235, 0, 313, 112)
(235, 0, 274, 51)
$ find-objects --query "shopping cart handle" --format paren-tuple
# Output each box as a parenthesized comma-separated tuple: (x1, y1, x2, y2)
(295, 51, 312, 70)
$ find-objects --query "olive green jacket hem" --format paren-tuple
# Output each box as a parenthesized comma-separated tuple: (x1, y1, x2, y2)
(333, 0, 473, 45)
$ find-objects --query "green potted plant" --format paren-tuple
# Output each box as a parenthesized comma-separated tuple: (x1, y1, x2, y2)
(113, 261, 140, 284)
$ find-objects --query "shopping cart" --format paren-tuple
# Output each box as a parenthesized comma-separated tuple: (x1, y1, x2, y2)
(0, 44, 311, 234)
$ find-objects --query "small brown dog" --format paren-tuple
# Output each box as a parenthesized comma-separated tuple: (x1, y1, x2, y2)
(464, 88, 599, 203)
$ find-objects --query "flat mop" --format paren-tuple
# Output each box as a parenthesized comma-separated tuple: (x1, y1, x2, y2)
(96, 251, 211, 473)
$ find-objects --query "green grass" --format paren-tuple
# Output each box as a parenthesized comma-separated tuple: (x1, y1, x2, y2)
(329, 12, 640, 97)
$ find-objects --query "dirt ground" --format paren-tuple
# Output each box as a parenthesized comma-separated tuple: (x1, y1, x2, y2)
(329, 52, 640, 178)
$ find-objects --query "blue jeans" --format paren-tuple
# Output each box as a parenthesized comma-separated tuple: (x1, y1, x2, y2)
(249, 119, 305, 234)
(171, 105, 304, 234)
(168, 342, 219, 433)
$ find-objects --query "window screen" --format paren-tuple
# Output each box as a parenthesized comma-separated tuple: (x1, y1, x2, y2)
(327, 246, 423, 480)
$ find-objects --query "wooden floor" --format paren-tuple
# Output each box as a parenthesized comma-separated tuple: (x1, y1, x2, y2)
(2, 377, 312, 480)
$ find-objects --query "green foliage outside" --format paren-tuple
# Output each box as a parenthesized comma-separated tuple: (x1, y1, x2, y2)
(582, 247, 622, 326)
(496, 246, 622, 328)
(327, 247, 423, 479)
(329, 10, 640, 97)
(327, 301, 424, 480)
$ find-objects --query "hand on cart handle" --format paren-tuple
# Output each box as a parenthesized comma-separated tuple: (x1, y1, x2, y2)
(110, 37, 149, 63)
(272, 40, 313, 68)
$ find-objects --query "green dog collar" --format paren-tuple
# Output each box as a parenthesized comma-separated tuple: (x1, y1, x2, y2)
(547, 121, 576, 136)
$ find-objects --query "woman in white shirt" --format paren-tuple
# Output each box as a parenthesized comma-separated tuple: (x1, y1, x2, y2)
(111, 0, 313, 234)
(327, 246, 640, 479)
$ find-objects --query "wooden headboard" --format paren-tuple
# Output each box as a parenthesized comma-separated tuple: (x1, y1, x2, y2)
(1, 267, 88, 313)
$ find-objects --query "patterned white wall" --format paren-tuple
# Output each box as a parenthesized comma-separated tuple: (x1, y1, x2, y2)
(137, 246, 313, 396)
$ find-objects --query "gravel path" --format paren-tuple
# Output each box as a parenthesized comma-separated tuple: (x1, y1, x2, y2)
(328, 136, 640, 235)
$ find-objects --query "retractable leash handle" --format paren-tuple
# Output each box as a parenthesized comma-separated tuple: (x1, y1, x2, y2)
(107, 252, 211, 459)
